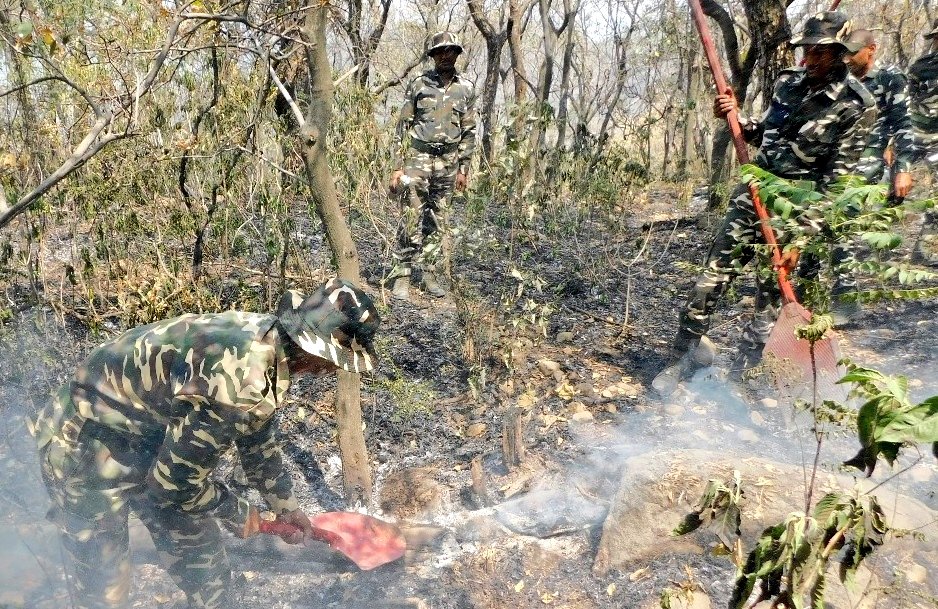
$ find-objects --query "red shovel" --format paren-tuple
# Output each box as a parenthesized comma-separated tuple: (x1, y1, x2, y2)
(259, 512, 406, 570)
(688, 0, 845, 401)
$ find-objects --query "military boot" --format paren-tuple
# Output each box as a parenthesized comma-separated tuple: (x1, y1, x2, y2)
(830, 296, 861, 326)
(421, 272, 446, 298)
(730, 343, 764, 378)
(391, 276, 410, 300)
(912, 220, 938, 266)
(651, 335, 716, 397)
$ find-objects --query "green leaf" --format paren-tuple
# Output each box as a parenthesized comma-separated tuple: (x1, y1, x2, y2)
(860, 231, 901, 250)
(672, 513, 703, 537)
(854, 401, 879, 448)
(876, 398, 938, 444)
(813, 493, 843, 526)
(14, 21, 33, 38)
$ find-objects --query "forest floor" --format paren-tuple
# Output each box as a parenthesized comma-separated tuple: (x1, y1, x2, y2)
(1, 180, 937, 609)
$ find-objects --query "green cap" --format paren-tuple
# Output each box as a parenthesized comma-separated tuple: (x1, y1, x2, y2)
(426, 31, 463, 57)
(790, 11, 863, 52)
(276, 279, 380, 373)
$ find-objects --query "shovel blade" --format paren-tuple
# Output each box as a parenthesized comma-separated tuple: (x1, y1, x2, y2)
(311, 512, 406, 571)
(763, 302, 847, 403)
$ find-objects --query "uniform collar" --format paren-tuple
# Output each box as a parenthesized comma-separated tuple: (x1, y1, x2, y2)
(794, 66, 848, 100)
(426, 69, 461, 86)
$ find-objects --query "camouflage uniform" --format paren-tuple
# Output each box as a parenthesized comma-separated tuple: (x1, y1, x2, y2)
(909, 24, 938, 261)
(390, 42, 477, 285)
(800, 64, 917, 299)
(670, 13, 875, 366)
(31, 280, 379, 609)
(855, 66, 916, 182)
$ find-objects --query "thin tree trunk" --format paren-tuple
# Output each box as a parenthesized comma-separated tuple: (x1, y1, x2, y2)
(300, 4, 371, 507)
(507, 0, 532, 143)
(554, 23, 576, 151)
(467, 0, 509, 164)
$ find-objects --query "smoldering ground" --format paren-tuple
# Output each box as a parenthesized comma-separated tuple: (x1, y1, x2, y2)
(1, 205, 937, 609)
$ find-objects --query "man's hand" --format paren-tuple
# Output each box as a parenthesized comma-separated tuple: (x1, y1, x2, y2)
(273, 509, 314, 545)
(240, 507, 262, 539)
(713, 87, 738, 119)
(893, 171, 912, 199)
(455, 171, 468, 192)
(389, 169, 404, 194)
(777, 248, 801, 274)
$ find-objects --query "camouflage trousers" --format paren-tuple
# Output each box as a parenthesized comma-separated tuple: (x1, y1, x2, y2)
(918, 141, 938, 259)
(798, 201, 860, 298)
(675, 184, 790, 355)
(36, 389, 231, 609)
(390, 150, 458, 279)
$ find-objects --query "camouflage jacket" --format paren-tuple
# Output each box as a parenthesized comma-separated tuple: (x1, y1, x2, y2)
(391, 69, 477, 174)
(855, 66, 916, 178)
(741, 67, 876, 187)
(33, 312, 297, 530)
(909, 50, 938, 163)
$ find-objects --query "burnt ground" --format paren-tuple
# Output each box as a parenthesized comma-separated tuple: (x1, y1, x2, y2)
(1, 182, 937, 608)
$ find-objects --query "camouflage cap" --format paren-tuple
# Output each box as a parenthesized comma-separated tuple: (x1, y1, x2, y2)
(276, 279, 380, 373)
(925, 18, 938, 39)
(790, 11, 863, 52)
(427, 31, 463, 57)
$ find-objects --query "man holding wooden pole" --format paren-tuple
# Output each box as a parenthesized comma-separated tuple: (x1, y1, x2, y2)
(654, 12, 876, 395)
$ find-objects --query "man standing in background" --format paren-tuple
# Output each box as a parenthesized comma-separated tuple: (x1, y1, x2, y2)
(909, 20, 938, 264)
(849, 29, 915, 202)
(388, 32, 477, 301)
(800, 28, 917, 323)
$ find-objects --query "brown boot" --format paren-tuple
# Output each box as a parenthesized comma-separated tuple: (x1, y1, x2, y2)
(391, 276, 410, 300)
(421, 272, 446, 298)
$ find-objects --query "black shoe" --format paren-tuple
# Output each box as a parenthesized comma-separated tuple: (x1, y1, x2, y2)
(912, 232, 938, 266)
(830, 297, 861, 326)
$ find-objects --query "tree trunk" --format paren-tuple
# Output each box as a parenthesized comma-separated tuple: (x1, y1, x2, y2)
(554, 23, 576, 151)
(507, 0, 532, 143)
(742, 0, 794, 106)
(478, 37, 504, 163)
(300, 4, 372, 507)
(697, 0, 790, 209)
(467, 0, 509, 165)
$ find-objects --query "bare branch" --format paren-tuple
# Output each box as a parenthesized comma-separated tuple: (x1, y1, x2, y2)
(700, 0, 744, 86)
(269, 59, 306, 127)
(0, 115, 125, 231)
(372, 54, 423, 95)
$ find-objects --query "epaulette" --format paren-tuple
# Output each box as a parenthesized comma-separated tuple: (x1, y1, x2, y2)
(846, 75, 876, 109)
(776, 67, 805, 85)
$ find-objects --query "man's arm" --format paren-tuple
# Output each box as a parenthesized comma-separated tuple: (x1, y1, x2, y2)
(713, 88, 765, 145)
(886, 71, 917, 175)
(146, 401, 253, 534)
(234, 416, 299, 515)
(456, 83, 478, 177)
